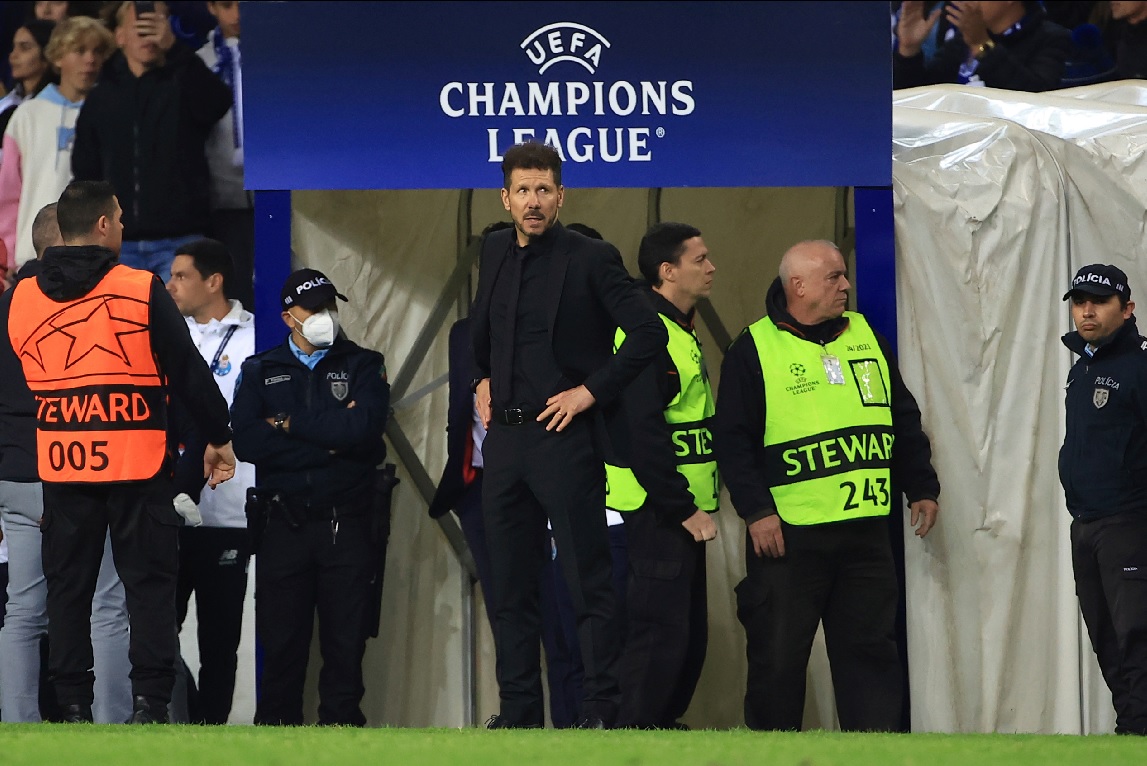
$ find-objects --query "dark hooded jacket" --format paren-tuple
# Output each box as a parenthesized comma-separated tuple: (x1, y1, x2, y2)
(71, 44, 232, 241)
(713, 277, 940, 525)
(0, 245, 231, 482)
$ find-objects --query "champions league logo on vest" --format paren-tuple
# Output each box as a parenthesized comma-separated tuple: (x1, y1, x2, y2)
(438, 20, 697, 165)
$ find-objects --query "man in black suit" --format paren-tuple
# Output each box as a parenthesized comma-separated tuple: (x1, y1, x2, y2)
(471, 142, 665, 729)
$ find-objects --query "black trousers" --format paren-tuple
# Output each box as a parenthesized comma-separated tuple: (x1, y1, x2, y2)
(176, 526, 251, 724)
(41, 478, 181, 708)
(1071, 513, 1147, 735)
(541, 522, 629, 728)
(482, 417, 621, 726)
(617, 506, 707, 729)
(736, 516, 902, 732)
(254, 510, 375, 726)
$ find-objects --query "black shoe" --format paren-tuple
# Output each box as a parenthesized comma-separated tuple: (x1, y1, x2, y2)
(60, 703, 93, 723)
(573, 714, 607, 730)
(485, 714, 541, 730)
(128, 695, 169, 724)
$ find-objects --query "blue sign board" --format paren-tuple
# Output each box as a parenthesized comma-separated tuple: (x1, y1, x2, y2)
(243, 1, 891, 190)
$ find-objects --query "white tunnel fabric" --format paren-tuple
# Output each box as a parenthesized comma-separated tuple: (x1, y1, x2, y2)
(893, 84, 1147, 733)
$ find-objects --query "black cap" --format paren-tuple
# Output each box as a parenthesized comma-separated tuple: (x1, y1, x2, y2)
(1063, 264, 1131, 302)
(280, 268, 348, 311)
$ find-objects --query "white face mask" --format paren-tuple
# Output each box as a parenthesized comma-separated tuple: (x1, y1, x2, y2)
(291, 308, 339, 348)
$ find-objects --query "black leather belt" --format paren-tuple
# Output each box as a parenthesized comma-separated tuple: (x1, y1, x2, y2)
(493, 407, 541, 426)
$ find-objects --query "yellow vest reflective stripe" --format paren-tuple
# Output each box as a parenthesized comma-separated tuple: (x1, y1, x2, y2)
(605, 313, 718, 512)
(748, 311, 893, 525)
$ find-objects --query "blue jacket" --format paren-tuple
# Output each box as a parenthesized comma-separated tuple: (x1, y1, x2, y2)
(231, 334, 389, 504)
(1060, 317, 1147, 521)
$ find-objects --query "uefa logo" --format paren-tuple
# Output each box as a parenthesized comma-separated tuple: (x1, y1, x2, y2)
(520, 22, 611, 75)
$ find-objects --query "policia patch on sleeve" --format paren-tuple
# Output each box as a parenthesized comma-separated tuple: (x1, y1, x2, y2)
(849, 359, 889, 407)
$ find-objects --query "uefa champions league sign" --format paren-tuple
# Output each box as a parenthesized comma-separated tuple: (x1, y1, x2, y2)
(243, 2, 891, 190)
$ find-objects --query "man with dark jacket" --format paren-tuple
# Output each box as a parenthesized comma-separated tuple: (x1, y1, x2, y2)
(71, 1, 231, 281)
(231, 268, 390, 727)
(894, 0, 1072, 91)
(471, 142, 665, 730)
(1060, 263, 1147, 736)
(605, 222, 719, 730)
(1, 180, 236, 725)
(714, 240, 939, 732)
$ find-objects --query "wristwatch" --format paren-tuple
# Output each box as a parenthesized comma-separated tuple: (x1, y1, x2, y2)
(974, 39, 996, 60)
(273, 412, 289, 431)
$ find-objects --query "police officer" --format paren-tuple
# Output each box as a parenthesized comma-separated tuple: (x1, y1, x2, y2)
(1, 181, 236, 724)
(1060, 264, 1147, 735)
(714, 239, 939, 732)
(231, 268, 390, 727)
(605, 222, 718, 729)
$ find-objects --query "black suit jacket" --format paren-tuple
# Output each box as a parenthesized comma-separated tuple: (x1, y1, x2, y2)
(429, 317, 480, 519)
(471, 223, 666, 458)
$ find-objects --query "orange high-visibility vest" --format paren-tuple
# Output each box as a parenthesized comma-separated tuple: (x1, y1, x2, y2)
(7, 264, 167, 483)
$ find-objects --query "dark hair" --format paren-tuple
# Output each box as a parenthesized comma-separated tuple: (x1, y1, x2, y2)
(175, 238, 235, 299)
(501, 142, 562, 189)
(31, 202, 60, 258)
(22, 19, 56, 55)
(56, 180, 116, 240)
(566, 223, 602, 241)
(638, 222, 702, 285)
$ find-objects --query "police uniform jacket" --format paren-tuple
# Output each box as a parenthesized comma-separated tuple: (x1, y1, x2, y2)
(231, 334, 389, 504)
(1060, 317, 1147, 521)
(713, 276, 940, 525)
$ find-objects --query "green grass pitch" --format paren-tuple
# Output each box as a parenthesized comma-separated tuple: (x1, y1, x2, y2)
(1, 726, 1145, 766)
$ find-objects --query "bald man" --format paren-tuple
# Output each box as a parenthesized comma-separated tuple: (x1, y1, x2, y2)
(714, 240, 940, 732)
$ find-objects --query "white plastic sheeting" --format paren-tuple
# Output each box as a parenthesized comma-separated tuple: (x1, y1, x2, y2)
(893, 83, 1147, 733)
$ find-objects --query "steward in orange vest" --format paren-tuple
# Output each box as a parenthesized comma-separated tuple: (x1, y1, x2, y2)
(0, 180, 235, 725)
(8, 263, 167, 483)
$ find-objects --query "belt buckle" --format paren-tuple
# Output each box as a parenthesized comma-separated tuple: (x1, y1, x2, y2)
(505, 408, 525, 426)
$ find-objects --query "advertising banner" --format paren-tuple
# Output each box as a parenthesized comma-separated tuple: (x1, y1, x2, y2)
(243, 1, 891, 189)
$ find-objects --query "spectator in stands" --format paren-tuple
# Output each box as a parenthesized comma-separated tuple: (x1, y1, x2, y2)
(0, 16, 114, 278)
(33, 2, 104, 22)
(34, 2, 70, 22)
(1109, 1, 1147, 78)
(891, 2, 954, 65)
(894, 1, 1073, 91)
(0, 19, 54, 142)
(71, 1, 231, 281)
(197, 0, 253, 309)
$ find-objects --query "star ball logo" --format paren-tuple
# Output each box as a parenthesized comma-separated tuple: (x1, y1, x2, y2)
(789, 363, 806, 377)
(19, 295, 148, 373)
(438, 20, 697, 165)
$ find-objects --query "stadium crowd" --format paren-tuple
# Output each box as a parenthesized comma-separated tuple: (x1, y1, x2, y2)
(0, 0, 1141, 735)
